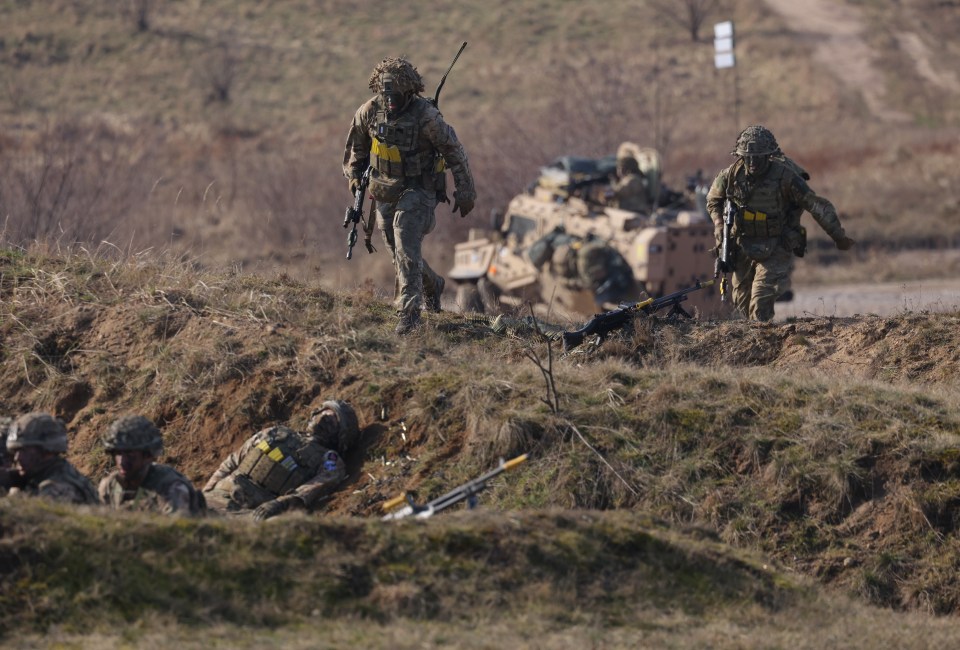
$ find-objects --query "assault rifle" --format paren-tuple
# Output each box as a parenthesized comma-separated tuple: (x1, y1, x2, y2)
(381, 454, 528, 520)
(343, 166, 373, 260)
(713, 199, 737, 301)
(561, 279, 715, 351)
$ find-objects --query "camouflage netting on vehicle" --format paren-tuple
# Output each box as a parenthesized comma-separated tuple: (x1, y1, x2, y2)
(367, 57, 425, 95)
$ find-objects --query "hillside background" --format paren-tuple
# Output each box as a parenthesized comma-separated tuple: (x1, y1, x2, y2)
(2, 0, 959, 289)
(3, 1, 960, 648)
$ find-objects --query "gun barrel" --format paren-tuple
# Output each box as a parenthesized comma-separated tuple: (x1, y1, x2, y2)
(381, 454, 527, 520)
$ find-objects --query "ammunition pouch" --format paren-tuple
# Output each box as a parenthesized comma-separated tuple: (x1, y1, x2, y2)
(368, 168, 407, 203)
(785, 225, 807, 258)
(739, 237, 778, 263)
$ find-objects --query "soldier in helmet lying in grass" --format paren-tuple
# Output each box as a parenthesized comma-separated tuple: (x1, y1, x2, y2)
(2, 412, 99, 504)
(202, 400, 360, 522)
(99, 415, 206, 516)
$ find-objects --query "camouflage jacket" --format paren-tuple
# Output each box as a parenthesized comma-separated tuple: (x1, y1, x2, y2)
(203, 427, 346, 510)
(342, 95, 476, 202)
(99, 463, 206, 516)
(9, 457, 99, 504)
(609, 173, 650, 213)
(706, 158, 846, 248)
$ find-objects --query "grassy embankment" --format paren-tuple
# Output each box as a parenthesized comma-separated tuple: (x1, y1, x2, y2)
(3, 248, 960, 646)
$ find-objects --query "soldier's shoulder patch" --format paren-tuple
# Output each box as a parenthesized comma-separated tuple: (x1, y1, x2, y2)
(323, 450, 339, 472)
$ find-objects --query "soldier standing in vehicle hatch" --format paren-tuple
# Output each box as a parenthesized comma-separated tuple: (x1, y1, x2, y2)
(343, 56, 476, 334)
(707, 125, 855, 321)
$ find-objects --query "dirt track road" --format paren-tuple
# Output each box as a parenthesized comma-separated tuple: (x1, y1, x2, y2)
(775, 279, 960, 320)
(763, 0, 958, 121)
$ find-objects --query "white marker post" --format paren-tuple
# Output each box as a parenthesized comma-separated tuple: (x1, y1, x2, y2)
(714, 21, 740, 129)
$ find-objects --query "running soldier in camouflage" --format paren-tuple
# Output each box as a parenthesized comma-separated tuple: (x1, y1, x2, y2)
(202, 400, 360, 521)
(343, 56, 476, 334)
(707, 125, 855, 321)
(2, 412, 99, 504)
(98, 415, 206, 516)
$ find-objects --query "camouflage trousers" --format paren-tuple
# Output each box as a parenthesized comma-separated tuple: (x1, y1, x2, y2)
(731, 242, 794, 321)
(376, 187, 440, 317)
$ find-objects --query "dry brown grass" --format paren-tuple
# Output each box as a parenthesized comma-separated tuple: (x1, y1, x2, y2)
(1, 0, 958, 292)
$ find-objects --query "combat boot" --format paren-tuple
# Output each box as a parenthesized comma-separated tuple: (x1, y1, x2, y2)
(426, 276, 445, 313)
(395, 311, 422, 335)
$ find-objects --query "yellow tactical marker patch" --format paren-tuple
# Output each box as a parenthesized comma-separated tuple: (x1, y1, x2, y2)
(268, 447, 285, 462)
(743, 210, 767, 221)
(371, 137, 401, 162)
(256, 440, 271, 452)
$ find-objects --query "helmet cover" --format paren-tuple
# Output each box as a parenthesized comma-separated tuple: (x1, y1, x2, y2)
(102, 415, 164, 457)
(6, 412, 68, 453)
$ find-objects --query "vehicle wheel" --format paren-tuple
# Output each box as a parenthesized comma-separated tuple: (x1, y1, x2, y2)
(456, 281, 484, 313)
(477, 277, 501, 314)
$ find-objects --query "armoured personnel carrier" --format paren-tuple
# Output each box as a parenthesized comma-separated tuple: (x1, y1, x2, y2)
(448, 145, 725, 319)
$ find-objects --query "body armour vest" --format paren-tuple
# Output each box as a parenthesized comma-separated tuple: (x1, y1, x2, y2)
(26, 458, 99, 504)
(103, 464, 205, 513)
(235, 426, 327, 497)
(368, 100, 445, 201)
(728, 159, 792, 240)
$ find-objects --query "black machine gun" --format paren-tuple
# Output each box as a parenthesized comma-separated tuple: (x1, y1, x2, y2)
(562, 279, 714, 352)
(381, 454, 528, 520)
(565, 172, 613, 197)
(343, 166, 373, 260)
(713, 199, 737, 301)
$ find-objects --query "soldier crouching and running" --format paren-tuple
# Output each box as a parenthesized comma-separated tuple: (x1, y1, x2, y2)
(707, 125, 855, 321)
(1, 412, 99, 504)
(343, 56, 476, 334)
(202, 401, 360, 522)
(98, 415, 206, 516)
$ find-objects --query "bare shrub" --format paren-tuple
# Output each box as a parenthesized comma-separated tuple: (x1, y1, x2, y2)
(0, 119, 164, 247)
(650, 0, 722, 43)
(198, 41, 239, 105)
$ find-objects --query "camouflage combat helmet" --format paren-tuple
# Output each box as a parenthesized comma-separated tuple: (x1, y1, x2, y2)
(102, 415, 164, 457)
(732, 125, 780, 157)
(368, 57, 425, 95)
(6, 412, 68, 453)
(309, 400, 360, 454)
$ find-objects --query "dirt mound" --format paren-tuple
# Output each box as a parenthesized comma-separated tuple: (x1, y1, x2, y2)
(4, 251, 960, 617)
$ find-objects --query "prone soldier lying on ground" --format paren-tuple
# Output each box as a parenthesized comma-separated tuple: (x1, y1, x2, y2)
(202, 400, 360, 521)
(99, 415, 206, 516)
(2, 412, 99, 504)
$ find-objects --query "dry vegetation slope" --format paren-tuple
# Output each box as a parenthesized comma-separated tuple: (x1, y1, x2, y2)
(4, 249, 960, 642)
(1, 0, 958, 286)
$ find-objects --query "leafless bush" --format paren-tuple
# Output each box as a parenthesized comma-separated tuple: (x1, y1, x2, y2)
(650, 0, 721, 43)
(198, 41, 239, 104)
(0, 120, 163, 247)
(121, 0, 161, 33)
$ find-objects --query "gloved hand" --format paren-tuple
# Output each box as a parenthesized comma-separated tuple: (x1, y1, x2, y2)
(253, 495, 301, 522)
(453, 192, 474, 218)
(714, 258, 733, 275)
(348, 178, 361, 195)
(834, 235, 855, 251)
